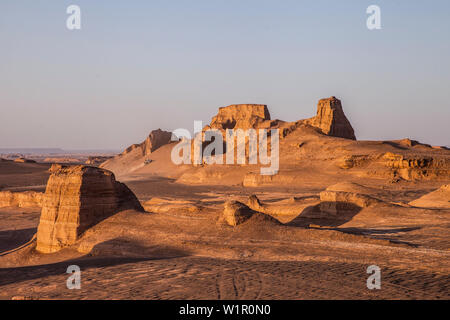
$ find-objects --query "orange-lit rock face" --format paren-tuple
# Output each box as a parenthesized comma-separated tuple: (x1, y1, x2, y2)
(36, 165, 142, 253)
(209, 104, 271, 130)
(0, 191, 43, 208)
(308, 97, 356, 140)
(121, 129, 172, 157)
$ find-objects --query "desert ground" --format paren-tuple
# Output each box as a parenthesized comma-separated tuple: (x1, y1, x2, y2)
(0, 98, 449, 300)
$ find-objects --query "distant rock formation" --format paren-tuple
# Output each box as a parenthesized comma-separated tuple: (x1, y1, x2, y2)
(307, 96, 356, 140)
(13, 158, 37, 163)
(121, 129, 172, 157)
(0, 191, 43, 208)
(85, 156, 113, 166)
(206, 104, 271, 130)
(43, 157, 82, 163)
(36, 164, 143, 253)
(381, 152, 450, 180)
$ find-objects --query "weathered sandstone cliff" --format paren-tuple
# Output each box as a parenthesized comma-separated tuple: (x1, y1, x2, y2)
(307, 96, 356, 140)
(36, 164, 143, 253)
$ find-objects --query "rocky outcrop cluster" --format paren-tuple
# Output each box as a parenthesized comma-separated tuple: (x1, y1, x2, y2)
(36, 164, 143, 253)
(307, 96, 356, 140)
(381, 152, 450, 180)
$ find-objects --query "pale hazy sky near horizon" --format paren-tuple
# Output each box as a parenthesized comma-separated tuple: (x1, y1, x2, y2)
(1, 0, 449, 150)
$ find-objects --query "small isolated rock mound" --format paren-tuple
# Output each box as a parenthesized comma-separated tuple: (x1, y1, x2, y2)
(209, 104, 271, 130)
(121, 129, 172, 157)
(320, 183, 382, 214)
(219, 200, 281, 227)
(409, 185, 450, 209)
(0, 191, 43, 208)
(142, 197, 202, 214)
(246, 194, 316, 216)
(219, 201, 256, 226)
(307, 96, 356, 140)
(36, 165, 143, 253)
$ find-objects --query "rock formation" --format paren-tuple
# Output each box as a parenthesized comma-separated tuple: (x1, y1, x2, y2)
(36, 164, 143, 253)
(320, 190, 381, 214)
(85, 156, 113, 166)
(219, 201, 256, 226)
(14, 158, 36, 163)
(307, 96, 356, 140)
(0, 191, 44, 208)
(381, 152, 450, 180)
(121, 129, 172, 157)
(319, 183, 382, 215)
(207, 104, 271, 130)
(246, 194, 312, 215)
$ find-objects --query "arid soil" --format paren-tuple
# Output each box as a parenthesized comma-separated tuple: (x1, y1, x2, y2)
(0, 100, 449, 300)
(0, 164, 449, 300)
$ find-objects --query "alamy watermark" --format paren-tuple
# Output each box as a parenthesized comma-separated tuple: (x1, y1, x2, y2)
(367, 5, 382, 30)
(66, 265, 81, 289)
(66, 5, 81, 30)
(366, 265, 381, 290)
(171, 121, 279, 175)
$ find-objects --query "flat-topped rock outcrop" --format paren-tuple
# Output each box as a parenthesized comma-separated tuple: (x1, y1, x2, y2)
(208, 104, 271, 130)
(36, 164, 143, 253)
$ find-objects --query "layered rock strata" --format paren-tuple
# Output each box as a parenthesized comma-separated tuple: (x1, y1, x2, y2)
(36, 165, 143, 253)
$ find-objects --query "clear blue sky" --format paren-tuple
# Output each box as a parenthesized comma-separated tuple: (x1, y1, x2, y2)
(1, 0, 449, 149)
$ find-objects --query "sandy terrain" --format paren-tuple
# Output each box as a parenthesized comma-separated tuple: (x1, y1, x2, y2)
(0, 165, 448, 300)
(1, 101, 449, 300)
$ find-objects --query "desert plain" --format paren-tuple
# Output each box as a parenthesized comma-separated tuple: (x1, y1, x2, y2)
(0, 97, 449, 300)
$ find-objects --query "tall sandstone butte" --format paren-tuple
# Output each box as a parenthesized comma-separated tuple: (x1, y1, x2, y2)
(308, 96, 356, 140)
(36, 164, 143, 253)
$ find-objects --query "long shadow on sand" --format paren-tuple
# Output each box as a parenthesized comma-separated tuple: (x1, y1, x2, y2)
(287, 203, 362, 228)
(287, 206, 421, 247)
(0, 228, 36, 253)
(0, 240, 190, 287)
